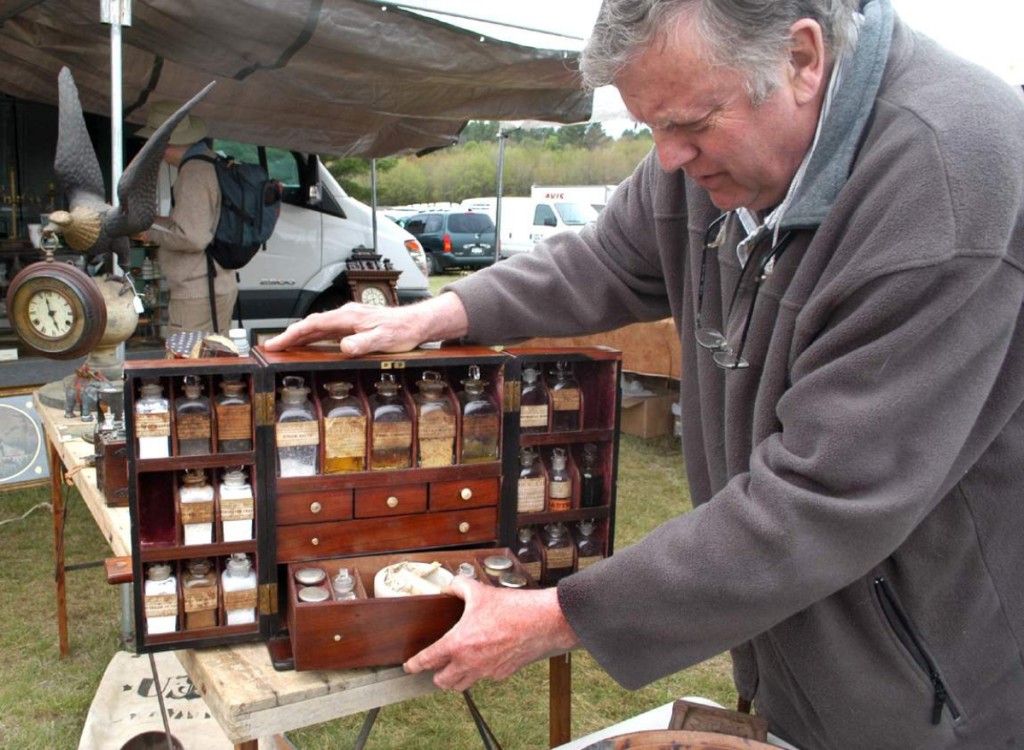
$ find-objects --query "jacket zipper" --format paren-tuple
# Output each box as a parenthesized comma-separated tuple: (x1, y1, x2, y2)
(873, 576, 960, 724)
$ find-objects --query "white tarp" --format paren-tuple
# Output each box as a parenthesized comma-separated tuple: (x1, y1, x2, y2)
(0, 0, 592, 157)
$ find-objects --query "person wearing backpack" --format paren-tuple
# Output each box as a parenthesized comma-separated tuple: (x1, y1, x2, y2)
(139, 101, 237, 335)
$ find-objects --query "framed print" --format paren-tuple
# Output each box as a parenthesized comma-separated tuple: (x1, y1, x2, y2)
(0, 389, 50, 490)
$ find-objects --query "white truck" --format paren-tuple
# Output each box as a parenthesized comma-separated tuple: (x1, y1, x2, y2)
(157, 140, 431, 333)
(460, 195, 598, 258)
(530, 184, 620, 212)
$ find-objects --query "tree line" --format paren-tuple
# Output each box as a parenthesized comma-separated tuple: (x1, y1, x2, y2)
(325, 121, 654, 206)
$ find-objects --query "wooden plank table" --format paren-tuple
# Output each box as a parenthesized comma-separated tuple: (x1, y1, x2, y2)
(38, 394, 573, 748)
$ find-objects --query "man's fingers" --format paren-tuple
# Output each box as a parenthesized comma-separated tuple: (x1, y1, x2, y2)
(404, 641, 448, 675)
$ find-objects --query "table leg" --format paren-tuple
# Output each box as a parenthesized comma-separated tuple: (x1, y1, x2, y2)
(549, 653, 571, 747)
(49, 437, 69, 658)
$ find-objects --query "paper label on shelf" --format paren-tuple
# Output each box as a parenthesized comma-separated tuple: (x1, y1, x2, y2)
(183, 584, 218, 613)
(276, 420, 319, 447)
(522, 560, 542, 580)
(418, 412, 455, 440)
(177, 413, 211, 440)
(463, 413, 499, 437)
(221, 497, 254, 520)
(545, 545, 574, 569)
(223, 587, 258, 611)
(419, 438, 454, 467)
(136, 412, 170, 437)
(144, 594, 178, 618)
(549, 479, 571, 499)
(179, 499, 214, 524)
(517, 477, 546, 512)
(520, 405, 548, 428)
(216, 404, 252, 441)
(551, 388, 580, 411)
(577, 555, 603, 571)
(372, 421, 412, 450)
(324, 416, 367, 457)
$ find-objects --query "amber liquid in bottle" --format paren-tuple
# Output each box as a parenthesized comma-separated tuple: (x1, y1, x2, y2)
(549, 361, 582, 432)
(370, 373, 412, 470)
(458, 365, 500, 463)
(175, 375, 212, 456)
(414, 371, 456, 468)
(322, 380, 366, 473)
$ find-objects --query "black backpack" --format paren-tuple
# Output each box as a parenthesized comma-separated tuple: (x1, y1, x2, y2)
(183, 152, 282, 269)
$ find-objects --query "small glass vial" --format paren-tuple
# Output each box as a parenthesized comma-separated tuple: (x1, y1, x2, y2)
(548, 361, 582, 432)
(547, 447, 573, 512)
(575, 520, 604, 571)
(182, 558, 218, 631)
(580, 443, 604, 508)
(219, 467, 255, 542)
(369, 373, 412, 470)
(179, 469, 214, 546)
(517, 447, 545, 513)
(541, 522, 575, 586)
(414, 371, 456, 468)
(322, 381, 366, 473)
(519, 367, 549, 433)
(144, 562, 178, 635)
(222, 553, 258, 625)
(458, 365, 500, 463)
(332, 567, 357, 600)
(457, 562, 477, 579)
(228, 328, 250, 356)
(276, 375, 319, 477)
(514, 526, 542, 583)
(135, 380, 170, 459)
(175, 375, 211, 456)
(215, 378, 252, 453)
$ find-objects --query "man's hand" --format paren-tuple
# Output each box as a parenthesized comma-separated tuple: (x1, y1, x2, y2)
(263, 292, 469, 356)
(404, 575, 579, 691)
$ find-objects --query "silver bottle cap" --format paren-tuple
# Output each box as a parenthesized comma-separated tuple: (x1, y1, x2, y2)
(483, 555, 513, 573)
(498, 571, 528, 588)
(295, 567, 326, 586)
(298, 585, 329, 603)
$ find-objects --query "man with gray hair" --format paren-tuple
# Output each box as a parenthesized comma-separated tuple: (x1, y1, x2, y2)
(267, 1, 1024, 746)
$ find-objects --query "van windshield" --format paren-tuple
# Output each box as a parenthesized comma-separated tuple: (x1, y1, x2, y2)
(449, 213, 495, 233)
(555, 202, 599, 226)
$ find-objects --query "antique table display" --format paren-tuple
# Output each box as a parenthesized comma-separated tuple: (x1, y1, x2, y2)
(123, 345, 621, 670)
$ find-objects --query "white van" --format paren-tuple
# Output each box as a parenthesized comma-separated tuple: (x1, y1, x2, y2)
(157, 140, 431, 333)
(460, 196, 598, 257)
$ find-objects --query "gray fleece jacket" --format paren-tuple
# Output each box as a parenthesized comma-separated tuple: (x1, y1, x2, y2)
(448, 1, 1024, 748)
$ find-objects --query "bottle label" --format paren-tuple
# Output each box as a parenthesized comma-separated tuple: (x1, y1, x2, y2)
(324, 416, 367, 458)
(463, 413, 499, 438)
(521, 560, 542, 580)
(548, 498, 572, 512)
(221, 496, 254, 521)
(545, 545, 574, 570)
(179, 499, 214, 524)
(216, 403, 251, 441)
(372, 421, 412, 450)
(144, 593, 177, 618)
(418, 412, 456, 440)
(549, 478, 571, 499)
(520, 404, 548, 428)
(551, 387, 580, 411)
(177, 413, 211, 441)
(518, 476, 546, 512)
(223, 587, 258, 611)
(577, 554, 603, 571)
(276, 421, 320, 447)
(419, 438, 455, 467)
(183, 583, 218, 613)
(136, 412, 170, 438)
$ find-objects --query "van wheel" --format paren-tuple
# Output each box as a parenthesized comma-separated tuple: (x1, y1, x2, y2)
(307, 288, 352, 314)
(428, 253, 444, 275)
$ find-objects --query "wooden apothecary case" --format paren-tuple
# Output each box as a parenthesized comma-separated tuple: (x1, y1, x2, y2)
(124, 345, 621, 664)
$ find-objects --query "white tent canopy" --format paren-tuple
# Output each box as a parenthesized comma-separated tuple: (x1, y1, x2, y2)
(0, 0, 593, 157)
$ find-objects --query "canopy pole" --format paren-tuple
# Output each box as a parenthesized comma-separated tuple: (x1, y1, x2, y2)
(101, 0, 132, 278)
(494, 127, 508, 264)
(371, 158, 378, 252)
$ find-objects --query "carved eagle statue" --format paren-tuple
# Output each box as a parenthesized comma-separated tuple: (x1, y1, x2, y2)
(48, 67, 215, 266)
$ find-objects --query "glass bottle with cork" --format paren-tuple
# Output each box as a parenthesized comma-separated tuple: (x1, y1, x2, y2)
(144, 562, 178, 635)
(219, 467, 254, 542)
(215, 378, 252, 453)
(135, 379, 170, 459)
(519, 367, 549, 433)
(369, 372, 412, 470)
(413, 371, 455, 468)
(332, 567, 358, 600)
(174, 375, 211, 455)
(182, 558, 218, 630)
(178, 469, 214, 546)
(517, 446, 545, 513)
(275, 375, 319, 477)
(541, 522, 575, 585)
(580, 442, 604, 508)
(547, 447, 573, 512)
(222, 552, 258, 625)
(514, 526, 542, 583)
(321, 380, 366, 473)
(574, 520, 604, 571)
(457, 365, 499, 463)
(548, 361, 582, 432)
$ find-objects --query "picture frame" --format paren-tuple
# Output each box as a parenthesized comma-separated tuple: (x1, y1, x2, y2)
(0, 387, 50, 490)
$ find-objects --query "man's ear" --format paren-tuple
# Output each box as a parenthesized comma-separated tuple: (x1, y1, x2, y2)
(788, 19, 827, 106)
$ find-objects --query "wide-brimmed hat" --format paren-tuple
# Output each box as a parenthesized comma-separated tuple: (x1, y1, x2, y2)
(136, 100, 208, 144)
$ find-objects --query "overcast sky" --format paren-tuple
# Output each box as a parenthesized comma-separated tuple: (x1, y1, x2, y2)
(397, 0, 1023, 134)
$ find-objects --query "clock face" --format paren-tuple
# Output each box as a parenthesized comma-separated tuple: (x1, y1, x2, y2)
(360, 286, 390, 306)
(6, 261, 107, 359)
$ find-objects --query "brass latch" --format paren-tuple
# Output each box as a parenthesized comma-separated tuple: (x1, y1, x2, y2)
(503, 379, 521, 413)
(255, 392, 275, 426)
(258, 582, 278, 615)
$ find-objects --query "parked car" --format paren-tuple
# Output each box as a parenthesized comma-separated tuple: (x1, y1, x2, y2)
(402, 211, 497, 274)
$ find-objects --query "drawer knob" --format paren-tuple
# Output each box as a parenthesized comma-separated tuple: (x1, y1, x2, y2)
(460, 487, 472, 501)
(459, 522, 470, 534)
(311, 537, 320, 546)
(310, 501, 322, 514)
(386, 496, 399, 508)
(334, 634, 342, 642)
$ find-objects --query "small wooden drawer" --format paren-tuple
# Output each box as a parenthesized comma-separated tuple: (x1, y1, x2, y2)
(276, 489, 354, 525)
(354, 484, 427, 518)
(286, 547, 531, 670)
(429, 478, 499, 511)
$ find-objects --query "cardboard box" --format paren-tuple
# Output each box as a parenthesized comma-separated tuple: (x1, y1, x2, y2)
(620, 390, 678, 439)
